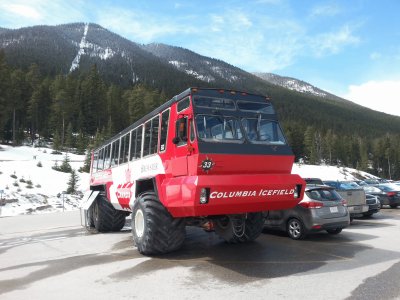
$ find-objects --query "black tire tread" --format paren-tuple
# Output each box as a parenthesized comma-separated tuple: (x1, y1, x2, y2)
(132, 191, 185, 255)
(93, 193, 126, 232)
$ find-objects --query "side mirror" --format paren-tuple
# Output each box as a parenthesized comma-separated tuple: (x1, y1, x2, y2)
(172, 137, 180, 144)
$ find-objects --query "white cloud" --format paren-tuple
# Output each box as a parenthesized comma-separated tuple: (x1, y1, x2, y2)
(95, 8, 196, 43)
(310, 3, 341, 17)
(310, 25, 360, 56)
(0, 0, 86, 28)
(342, 80, 400, 116)
(2, 4, 42, 20)
(190, 15, 304, 72)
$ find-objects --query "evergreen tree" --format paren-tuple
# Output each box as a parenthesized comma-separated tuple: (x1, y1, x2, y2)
(52, 130, 62, 153)
(126, 86, 146, 123)
(60, 153, 72, 173)
(65, 122, 75, 150)
(76, 130, 87, 155)
(10, 69, 29, 145)
(304, 126, 318, 164)
(79, 65, 106, 135)
(0, 50, 11, 142)
(80, 151, 91, 173)
(66, 169, 79, 194)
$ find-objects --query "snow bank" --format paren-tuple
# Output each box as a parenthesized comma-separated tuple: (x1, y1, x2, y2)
(0, 145, 89, 217)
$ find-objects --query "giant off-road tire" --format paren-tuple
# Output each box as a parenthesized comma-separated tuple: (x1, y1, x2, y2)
(213, 212, 264, 243)
(91, 193, 126, 232)
(132, 191, 186, 255)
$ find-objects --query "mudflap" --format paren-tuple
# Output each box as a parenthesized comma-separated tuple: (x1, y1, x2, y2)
(80, 190, 99, 228)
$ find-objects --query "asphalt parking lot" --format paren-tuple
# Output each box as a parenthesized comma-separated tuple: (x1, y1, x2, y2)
(1, 209, 400, 299)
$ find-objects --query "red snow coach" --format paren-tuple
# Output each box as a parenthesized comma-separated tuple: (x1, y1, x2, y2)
(81, 87, 305, 255)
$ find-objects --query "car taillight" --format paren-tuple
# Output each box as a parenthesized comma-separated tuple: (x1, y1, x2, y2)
(341, 199, 348, 206)
(299, 201, 323, 209)
(387, 192, 396, 197)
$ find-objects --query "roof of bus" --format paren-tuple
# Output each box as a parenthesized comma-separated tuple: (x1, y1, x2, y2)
(94, 87, 271, 151)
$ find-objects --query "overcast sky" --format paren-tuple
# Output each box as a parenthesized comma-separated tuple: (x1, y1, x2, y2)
(1, 0, 400, 116)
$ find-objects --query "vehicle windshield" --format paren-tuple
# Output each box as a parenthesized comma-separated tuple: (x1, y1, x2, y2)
(377, 184, 400, 192)
(193, 95, 286, 145)
(363, 186, 382, 193)
(195, 115, 243, 142)
(241, 118, 286, 144)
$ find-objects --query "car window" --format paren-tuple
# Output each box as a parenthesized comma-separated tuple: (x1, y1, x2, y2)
(363, 186, 381, 193)
(306, 189, 341, 201)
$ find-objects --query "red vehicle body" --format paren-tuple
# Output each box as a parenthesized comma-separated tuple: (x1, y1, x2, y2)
(83, 87, 305, 255)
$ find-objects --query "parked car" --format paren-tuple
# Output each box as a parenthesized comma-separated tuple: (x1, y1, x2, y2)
(264, 185, 350, 240)
(364, 194, 380, 217)
(362, 185, 388, 208)
(303, 178, 324, 185)
(323, 180, 368, 219)
(355, 179, 380, 186)
(372, 184, 400, 208)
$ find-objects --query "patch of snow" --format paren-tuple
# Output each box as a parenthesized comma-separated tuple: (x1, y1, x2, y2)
(284, 80, 327, 97)
(292, 163, 378, 181)
(168, 60, 188, 68)
(0, 145, 89, 217)
(69, 23, 89, 73)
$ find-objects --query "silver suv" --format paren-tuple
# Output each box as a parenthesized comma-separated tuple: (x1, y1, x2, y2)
(264, 185, 350, 239)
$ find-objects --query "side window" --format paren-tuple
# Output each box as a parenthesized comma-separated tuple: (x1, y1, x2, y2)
(143, 117, 159, 157)
(175, 117, 188, 147)
(98, 148, 104, 170)
(190, 119, 195, 142)
(150, 116, 159, 155)
(120, 133, 130, 164)
(159, 109, 170, 152)
(93, 151, 98, 172)
(137, 126, 143, 158)
(122, 133, 130, 164)
(129, 130, 136, 161)
(111, 139, 120, 167)
(177, 97, 190, 112)
(104, 144, 111, 169)
(143, 120, 151, 156)
(130, 127, 142, 161)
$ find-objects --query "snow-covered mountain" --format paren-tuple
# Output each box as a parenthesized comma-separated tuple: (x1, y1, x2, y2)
(141, 43, 250, 84)
(253, 72, 346, 102)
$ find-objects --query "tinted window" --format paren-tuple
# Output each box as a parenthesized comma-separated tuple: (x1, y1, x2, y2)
(177, 97, 190, 112)
(120, 133, 130, 164)
(111, 139, 120, 167)
(193, 97, 235, 110)
(143, 117, 159, 157)
(98, 148, 104, 170)
(104, 144, 111, 169)
(306, 189, 341, 201)
(150, 116, 159, 155)
(130, 126, 142, 160)
(190, 119, 195, 142)
(237, 101, 275, 114)
(159, 109, 170, 152)
(93, 151, 98, 172)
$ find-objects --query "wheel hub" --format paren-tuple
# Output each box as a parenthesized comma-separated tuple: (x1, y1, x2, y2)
(289, 221, 301, 238)
(134, 209, 145, 238)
